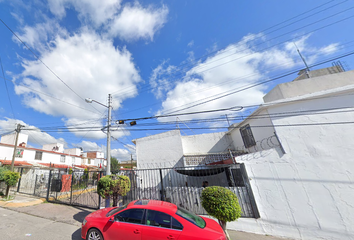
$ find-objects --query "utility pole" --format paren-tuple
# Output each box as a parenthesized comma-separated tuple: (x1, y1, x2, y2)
(131, 154, 133, 169)
(6, 124, 23, 197)
(106, 94, 112, 176)
(10, 124, 23, 171)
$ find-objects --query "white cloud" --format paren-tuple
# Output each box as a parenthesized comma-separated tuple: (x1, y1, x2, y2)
(187, 40, 194, 47)
(152, 34, 340, 122)
(150, 61, 177, 99)
(77, 140, 103, 151)
(47, 0, 122, 27)
(14, 30, 141, 139)
(47, 0, 168, 42)
(107, 2, 168, 41)
(15, 20, 67, 52)
(0, 118, 67, 147)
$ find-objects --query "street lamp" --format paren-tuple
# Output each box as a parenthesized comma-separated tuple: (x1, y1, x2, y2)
(85, 94, 112, 176)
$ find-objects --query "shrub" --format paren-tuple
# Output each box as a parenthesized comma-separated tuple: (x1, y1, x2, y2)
(201, 186, 242, 239)
(97, 175, 131, 207)
(0, 167, 10, 181)
(4, 171, 21, 187)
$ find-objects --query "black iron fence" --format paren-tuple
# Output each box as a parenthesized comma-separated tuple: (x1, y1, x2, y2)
(11, 164, 259, 218)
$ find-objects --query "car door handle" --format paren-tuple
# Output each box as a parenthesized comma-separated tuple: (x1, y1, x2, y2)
(134, 229, 140, 234)
(167, 235, 174, 240)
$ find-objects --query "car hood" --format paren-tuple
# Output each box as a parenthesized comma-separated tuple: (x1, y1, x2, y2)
(201, 216, 226, 235)
(87, 207, 115, 219)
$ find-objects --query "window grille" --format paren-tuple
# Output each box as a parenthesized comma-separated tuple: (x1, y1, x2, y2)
(35, 151, 43, 160)
(240, 124, 256, 148)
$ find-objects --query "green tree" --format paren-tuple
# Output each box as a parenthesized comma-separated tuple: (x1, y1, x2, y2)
(97, 174, 130, 207)
(201, 186, 242, 240)
(110, 157, 121, 174)
(4, 171, 21, 198)
(0, 166, 10, 182)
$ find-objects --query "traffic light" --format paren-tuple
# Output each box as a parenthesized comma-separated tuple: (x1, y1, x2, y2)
(130, 121, 137, 126)
(117, 120, 124, 124)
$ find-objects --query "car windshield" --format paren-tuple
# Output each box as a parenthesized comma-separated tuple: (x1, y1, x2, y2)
(176, 207, 206, 228)
(106, 204, 128, 217)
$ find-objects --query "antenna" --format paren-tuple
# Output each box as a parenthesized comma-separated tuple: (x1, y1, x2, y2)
(294, 42, 310, 78)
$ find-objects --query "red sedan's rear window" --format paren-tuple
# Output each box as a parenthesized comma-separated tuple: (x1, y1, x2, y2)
(106, 204, 128, 217)
(176, 207, 206, 228)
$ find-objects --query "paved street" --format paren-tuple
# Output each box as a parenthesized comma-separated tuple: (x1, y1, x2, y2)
(0, 194, 292, 240)
(0, 207, 82, 240)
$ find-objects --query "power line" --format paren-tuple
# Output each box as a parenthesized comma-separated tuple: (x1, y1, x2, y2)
(0, 75, 100, 114)
(0, 57, 15, 118)
(111, 2, 354, 99)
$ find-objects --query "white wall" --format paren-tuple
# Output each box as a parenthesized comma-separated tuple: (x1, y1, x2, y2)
(1, 133, 28, 146)
(229, 109, 278, 153)
(181, 132, 233, 155)
(64, 148, 81, 156)
(228, 93, 354, 240)
(135, 130, 184, 169)
(42, 143, 64, 153)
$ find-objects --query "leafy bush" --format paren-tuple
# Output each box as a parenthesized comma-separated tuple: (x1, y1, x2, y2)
(97, 175, 131, 207)
(0, 167, 10, 181)
(4, 171, 21, 187)
(201, 186, 242, 239)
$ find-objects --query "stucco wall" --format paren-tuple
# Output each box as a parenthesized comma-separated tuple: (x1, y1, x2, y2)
(135, 130, 184, 169)
(229, 109, 278, 153)
(181, 132, 233, 155)
(0, 133, 28, 146)
(228, 94, 354, 240)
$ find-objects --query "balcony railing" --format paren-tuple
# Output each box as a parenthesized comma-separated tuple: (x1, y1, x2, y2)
(183, 150, 247, 166)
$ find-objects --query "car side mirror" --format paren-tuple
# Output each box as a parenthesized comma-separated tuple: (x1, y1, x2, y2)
(109, 216, 115, 222)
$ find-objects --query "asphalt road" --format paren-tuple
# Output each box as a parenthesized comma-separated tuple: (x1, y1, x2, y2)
(0, 207, 82, 240)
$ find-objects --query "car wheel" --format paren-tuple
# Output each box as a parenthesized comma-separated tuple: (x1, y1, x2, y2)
(87, 228, 104, 240)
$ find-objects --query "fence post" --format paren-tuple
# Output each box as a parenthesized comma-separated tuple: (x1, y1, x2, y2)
(46, 170, 52, 202)
(70, 170, 74, 205)
(98, 171, 102, 209)
(34, 174, 38, 195)
(17, 167, 24, 192)
(159, 169, 165, 201)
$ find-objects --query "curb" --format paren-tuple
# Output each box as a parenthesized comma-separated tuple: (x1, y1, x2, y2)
(0, 198, 43, 208)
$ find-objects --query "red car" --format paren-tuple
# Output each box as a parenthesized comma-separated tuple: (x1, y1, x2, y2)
(81, 199, 227, 240)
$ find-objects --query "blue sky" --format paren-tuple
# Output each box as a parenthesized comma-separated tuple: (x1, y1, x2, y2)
(1, 0, 354, 161)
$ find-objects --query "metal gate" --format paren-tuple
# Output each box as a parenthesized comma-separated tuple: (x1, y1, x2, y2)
(121, 164, 260, 218)
(46, 170, 104, 209)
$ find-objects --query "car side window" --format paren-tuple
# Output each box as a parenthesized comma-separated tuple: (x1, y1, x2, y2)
(172, 217, 183, 230)
(115, 209, 144, 224)
(146, 210, 183, 230)
(146, 210, 172, 228)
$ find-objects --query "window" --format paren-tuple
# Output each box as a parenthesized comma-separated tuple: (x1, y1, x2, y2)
(106, 204, 128, 217)
(35, 151, 43, 160)
(88, 159, 91, 164)
(115, 209, 144, 224)
(240, 124, 256, 148)
(146, 210, 171, 228)
(15, 149, 24, 158)
(176, 207, 205, 228)
(60, 155, 65, 163)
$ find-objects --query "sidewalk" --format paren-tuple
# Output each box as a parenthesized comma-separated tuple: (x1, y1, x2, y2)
(0, 193, 291, 240)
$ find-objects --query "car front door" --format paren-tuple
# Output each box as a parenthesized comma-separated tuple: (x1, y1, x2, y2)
(141, 210, 182, 240)
(105, 208, 145, 240)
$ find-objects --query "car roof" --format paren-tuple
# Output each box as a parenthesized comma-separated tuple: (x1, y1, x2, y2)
(127, 199, 178, 215)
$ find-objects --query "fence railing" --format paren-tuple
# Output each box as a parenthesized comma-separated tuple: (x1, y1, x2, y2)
(10, 164, 259, 218)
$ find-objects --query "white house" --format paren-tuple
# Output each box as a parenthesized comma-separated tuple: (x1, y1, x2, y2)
(0, 133, 100, 169)
(133, 65, 354, 240)
(226, 66, 354, 240)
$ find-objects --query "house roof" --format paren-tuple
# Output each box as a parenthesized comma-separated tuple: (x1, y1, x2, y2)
(0, 160, 33, 167)
(227, 81, 354, 133)
(0, 142, 83, 158)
